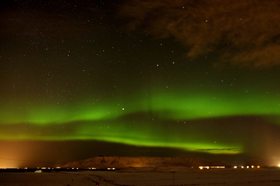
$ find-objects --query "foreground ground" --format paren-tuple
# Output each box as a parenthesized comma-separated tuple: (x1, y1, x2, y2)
(1, 169, 280, 186)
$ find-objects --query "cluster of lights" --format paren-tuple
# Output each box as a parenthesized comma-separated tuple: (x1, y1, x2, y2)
(107, 167, 116, 170)
(25, 167, 54, 170)
(198, 166, 225, 170)
(233, 165, 260, 169)
(39, 167, 53, 170)
(23, 167, 82, 170)
(198, 165, 262, 170)
(20, 167, 117, 171)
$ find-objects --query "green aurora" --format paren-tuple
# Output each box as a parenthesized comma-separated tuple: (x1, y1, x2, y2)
(1, 88, 280, 155)
(1, 89, 280, 125)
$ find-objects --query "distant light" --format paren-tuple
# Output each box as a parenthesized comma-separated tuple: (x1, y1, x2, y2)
(34, 170, 42, 174)
(241, 166, 244, 169)
(233, 166, 238, 169)
(107, 167, 116, 171)
(56, 167, 61, 169)
(257, 165, 261, 169)
(277, 164, 280, 168)
(198, 166, 210, 170)
(210, 166, 225, 169)
(251, 165, 254, 169)
(246, 166, 250, 169)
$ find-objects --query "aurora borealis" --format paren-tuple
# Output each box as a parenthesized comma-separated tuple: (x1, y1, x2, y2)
(2, 0, 280, 167)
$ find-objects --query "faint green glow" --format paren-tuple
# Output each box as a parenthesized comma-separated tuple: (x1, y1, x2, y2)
(0, 121, 242, 154)
(1, 91, 280, 124)
(89, 136, 240, 154)
(150, 91, 280, 120)
(76, 121, 241, 154)
(0, 104, 122, 125)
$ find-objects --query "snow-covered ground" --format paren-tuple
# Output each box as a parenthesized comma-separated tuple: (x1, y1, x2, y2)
(1, 169, 280, 186)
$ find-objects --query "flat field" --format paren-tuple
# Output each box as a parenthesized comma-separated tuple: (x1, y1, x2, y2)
(1, 169, 280, 186)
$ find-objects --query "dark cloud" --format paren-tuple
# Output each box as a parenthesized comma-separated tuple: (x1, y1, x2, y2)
(120, 0, 280, 66)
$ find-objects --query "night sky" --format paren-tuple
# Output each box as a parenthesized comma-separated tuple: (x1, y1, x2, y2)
(1, 0, 280, 167)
